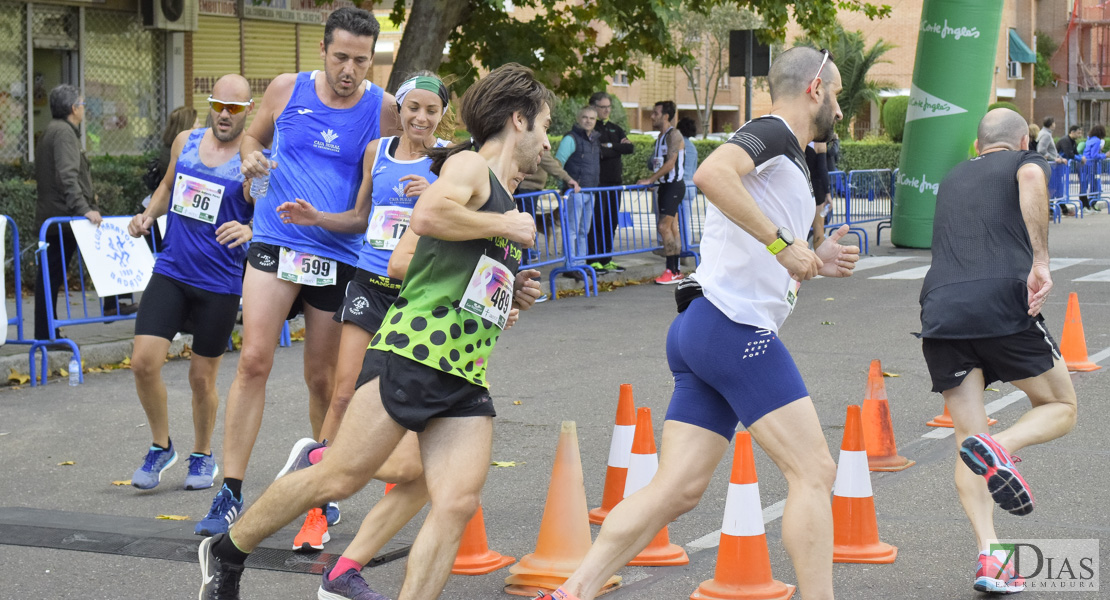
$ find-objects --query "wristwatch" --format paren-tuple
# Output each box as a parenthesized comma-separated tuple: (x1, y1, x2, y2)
(766, 227, 794, 255)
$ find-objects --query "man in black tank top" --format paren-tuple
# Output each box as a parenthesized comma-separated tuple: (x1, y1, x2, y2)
(919, 108, 1077, 595)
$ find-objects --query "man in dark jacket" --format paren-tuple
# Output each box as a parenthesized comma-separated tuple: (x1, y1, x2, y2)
(1055, 125, 1083, 161)
(555, 106, 601, 269)
(587, 92, 634, 273)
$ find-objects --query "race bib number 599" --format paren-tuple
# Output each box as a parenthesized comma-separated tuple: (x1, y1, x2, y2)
(277, 248, 337, 287)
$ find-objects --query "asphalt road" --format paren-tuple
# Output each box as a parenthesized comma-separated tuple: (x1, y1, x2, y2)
(2, 216, 1108, 600)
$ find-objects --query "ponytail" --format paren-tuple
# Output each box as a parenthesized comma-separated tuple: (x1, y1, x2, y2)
(427, 138, 477, 176)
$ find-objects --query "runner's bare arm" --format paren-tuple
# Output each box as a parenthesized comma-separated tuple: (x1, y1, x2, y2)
(387, 227, 419, 279)
(240, 73, 296, 178)
(129, 129, 190, 237)
(410, 152, 536, 247)
(1017, 161, 1052, 315)
(380, 92, 403, 137)
(275, 139, 378, 233)
(694, 143, 821, 281)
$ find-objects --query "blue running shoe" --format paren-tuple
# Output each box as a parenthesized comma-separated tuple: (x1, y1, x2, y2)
(325, 502, 341, 526)
(131, 443, 177, 490)
(184, 454, 220, 491)
(276, 437, 325, 480)
(195, 484, 243, 536)
(318, 567, 389, 600)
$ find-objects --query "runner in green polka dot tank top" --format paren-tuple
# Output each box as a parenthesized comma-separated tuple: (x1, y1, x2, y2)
(370, 170, 522, 387)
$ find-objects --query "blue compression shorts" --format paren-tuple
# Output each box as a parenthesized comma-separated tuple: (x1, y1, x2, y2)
(665, 297, 809, 439)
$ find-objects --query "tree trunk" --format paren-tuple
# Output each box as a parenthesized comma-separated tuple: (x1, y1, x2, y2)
(385, 0, 472, 93)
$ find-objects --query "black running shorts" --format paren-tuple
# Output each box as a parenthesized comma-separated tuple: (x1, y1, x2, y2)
(657, 181, 687, 217)
(134, 273, 241, 358)
(360, 350, 496, 432)
(247, 241, 355, 316)
(921, 319, 1062, 393)
(332, 269, 400, 333)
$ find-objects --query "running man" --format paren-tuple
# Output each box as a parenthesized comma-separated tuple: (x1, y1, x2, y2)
(539, 47, 857, 600)
(638, 100, 686, 284)
(195, 6, 400, 536)
(197, 63, 547, 600)
(125, 74, 255, 492)
(272, 72, 452, 551)
(919, 108, 1077, 595)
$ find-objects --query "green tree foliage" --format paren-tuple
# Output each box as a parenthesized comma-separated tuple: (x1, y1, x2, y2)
(1034, 31, 1059, 89)
(798, 23, 894, 138)
(881, 96, 908, 142)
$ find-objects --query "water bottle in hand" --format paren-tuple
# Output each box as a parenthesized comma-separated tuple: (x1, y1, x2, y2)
(68, 357, 80, 386)
(250, 174, 270, 200)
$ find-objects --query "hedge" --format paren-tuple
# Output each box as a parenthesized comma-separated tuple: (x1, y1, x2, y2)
(838, 140, 901, 172)
(881, 96, 909, 143)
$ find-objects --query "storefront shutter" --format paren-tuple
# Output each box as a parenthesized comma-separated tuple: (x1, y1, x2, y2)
(191, 15, 240, 116)
(242, 20, 296, 101)
(297, 23, 324, 72)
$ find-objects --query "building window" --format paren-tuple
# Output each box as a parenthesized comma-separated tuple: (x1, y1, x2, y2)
(1007, 61, 1023, 80)
(612, 70, 629, 87)
(718, 73, 730, 90)
(688, 67, 701, 90)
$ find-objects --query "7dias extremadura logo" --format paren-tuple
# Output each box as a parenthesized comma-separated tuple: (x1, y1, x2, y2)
(992, 539, 1100, 592)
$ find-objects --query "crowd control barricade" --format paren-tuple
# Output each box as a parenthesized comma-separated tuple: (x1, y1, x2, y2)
(875, 169, 895, 245)
(1048, 162, 1076, 222)
(4, 215, 31, 347)
(825, 170, 849, 236)
(845, 168, 893, 253)
(678, 183, 707, 266)
(1096, 159, 1110, 212)
(1067, 158, 1098, 218)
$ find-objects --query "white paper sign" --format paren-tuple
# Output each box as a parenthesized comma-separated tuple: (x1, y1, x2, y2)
(70, 217, 155, 297)
(0, 217, 7, 345)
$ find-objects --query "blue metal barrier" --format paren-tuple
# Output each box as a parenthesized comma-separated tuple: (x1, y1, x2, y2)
(875, 169, 895, 245)
(1067, 158, 1098, 218)
(844, 168, 893, 253)
(3, 215, 30, 347)
(1048, 162, 1076, 222)
(678, 183, 706, 266)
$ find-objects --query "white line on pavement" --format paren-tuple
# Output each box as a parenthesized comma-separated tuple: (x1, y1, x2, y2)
(1074, 268, 1110, 282)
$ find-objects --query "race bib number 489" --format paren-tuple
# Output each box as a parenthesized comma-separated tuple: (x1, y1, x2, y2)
(277, 248, 337, 287)
(461, 255, 513, 329)
(171, 173, 224, 224)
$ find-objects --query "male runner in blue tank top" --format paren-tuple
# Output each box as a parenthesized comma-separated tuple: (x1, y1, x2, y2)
(195, 6, 401, 536)
(124, 74, 255, 493)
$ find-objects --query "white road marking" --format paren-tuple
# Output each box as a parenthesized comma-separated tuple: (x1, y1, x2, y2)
(869, 258, 1090, 281)
(870, 265, 931, 280)
(1074, 268, 1110, 282)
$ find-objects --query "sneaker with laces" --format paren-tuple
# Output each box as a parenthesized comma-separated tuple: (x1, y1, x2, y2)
(325, 502, 341, 526)
(198, 534, 244, 600)
(131, 443, 177, 490)
(654, 269, 683, 285)
(294, 507, 331, 552)
(318, 567, 389, 600)
(588, 262, 609, 275)
(276, 437, 325, 480)
(601, 261, 625, 273)
(184, 454, 219, 490)
(960, 433, 1034, 515)
(195, 485, 244, 536)
(532, 589, 581, 600)
(974, 553, 1026, 594)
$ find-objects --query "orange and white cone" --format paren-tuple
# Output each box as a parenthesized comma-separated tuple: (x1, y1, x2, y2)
(1061, 292, 1102, 372)
(690, 432, 795, 600)
(589, 384, 636, 525)
(927, 405, 996, 428)
(452, 505, 515, 575)
(832, 406, 897, 564)
(625, 407, 688, 567)
(861, 360, 914, 472)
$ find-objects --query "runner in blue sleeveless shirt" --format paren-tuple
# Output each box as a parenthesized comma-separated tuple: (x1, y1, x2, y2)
(271, 72, 451, 552)
(125, 74, 255, 495)
(195, 6, 402, 537)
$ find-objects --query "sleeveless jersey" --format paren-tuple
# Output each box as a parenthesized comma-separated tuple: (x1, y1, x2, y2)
(252, 70, 384, 265)
(356, 136, 450, 278)
(651, 126, 684, 184)
(155, 128, 253, 296)
(370, 170, 521, 388)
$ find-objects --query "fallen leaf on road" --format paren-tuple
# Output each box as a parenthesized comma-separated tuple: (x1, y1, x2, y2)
(156, 515, 189, 521)
(111, 480, 131, 486)
(7, 368, 30, 385)
(491, 461, 519, 468)
(882, 372, 900, 378)
(512, 400, 522, 405)
(825, 297, 835, 301)
(58, 368, 69, 377)
(0, 432, 10, 436)
(986, 387, 1000, 392)
(821, 321, 835, 325)
(57, 461, 75, 466)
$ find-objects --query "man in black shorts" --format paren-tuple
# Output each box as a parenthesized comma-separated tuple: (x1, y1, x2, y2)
(919, 108, 1078, 595)
(638, 100, 687, 284)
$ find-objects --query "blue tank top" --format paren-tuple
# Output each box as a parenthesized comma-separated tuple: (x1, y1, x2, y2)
(252, 70, 384, 265)
(356, 136, 449, 276)
(154, 128, 253, 296)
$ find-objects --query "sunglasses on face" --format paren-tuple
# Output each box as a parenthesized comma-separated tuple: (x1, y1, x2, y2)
(806, 49, 831, 95)
(207, 96, 251, 115)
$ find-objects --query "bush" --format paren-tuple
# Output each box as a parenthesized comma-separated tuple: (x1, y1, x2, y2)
(838, 140, 901, 171)
(988, 100, 1020, 114)
(1, 177, 38, 285)
(881, 96, 909, 143)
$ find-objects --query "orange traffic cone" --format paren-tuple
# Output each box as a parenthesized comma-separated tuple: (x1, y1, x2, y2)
(690, 432, 795, 600)
(625, 407, 688, 567)
(927, 405, 996, 428)
(504, 422, 621, 596)
(1061, 292, 1102, 372)
(861, 360, 914, 472)
(833, 406, 897, 564)
(452, 505, 515, 575)
(589, 384, 636, 525)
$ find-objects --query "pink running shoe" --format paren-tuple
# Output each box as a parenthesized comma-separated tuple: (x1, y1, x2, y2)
(974, 553, 1026, 594)
(960, 433, 1034, 515)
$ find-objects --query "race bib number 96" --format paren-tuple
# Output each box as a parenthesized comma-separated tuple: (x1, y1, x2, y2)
(277, 248, 337, 287)
(461, 255, 513, 329)
(171, 173, 224, 224)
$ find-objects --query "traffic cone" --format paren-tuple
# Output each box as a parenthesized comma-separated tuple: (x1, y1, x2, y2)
(504, 422, 621, 596)
(690, 432, 795, 600)
(1061, 292, 1102, 372)
(927, 405, 996, 428)
(832, 406, 897, 564)
(589, 384, 636, 525)
(452, 505, 515, 575)
(625, 407, 688, 567)
(861, 360, 914, 472)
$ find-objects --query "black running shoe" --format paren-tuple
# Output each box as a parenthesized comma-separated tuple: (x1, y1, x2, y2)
(198, 534, 244, 600)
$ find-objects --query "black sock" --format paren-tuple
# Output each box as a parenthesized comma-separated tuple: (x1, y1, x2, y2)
(153, 438, 171, 451)
(666, 255, 679, 272)
(191, 452, 211, 457)
(212, 532, 250, 565)
(224, 478, 243, 500)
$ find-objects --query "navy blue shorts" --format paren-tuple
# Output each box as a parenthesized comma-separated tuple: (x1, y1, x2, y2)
(665, 297, 810, 439)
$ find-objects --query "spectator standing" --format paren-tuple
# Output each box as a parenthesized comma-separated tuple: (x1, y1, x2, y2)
(555, 106, 601, 273)
(1079, 124, 1105, 210)
(825, 131, 840, 172)
(677, 117, 698, 249)
(1035, 117, 1065, 164)
(1055, 125, 1082, 161)
(639, 100, 686, 284)
(805, 142, 831, 248)
(517, 151, 578, 243)
(587, 92, 633, 273)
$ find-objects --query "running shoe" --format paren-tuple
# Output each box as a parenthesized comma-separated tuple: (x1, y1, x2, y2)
(959, 433, 1035, 516)
(318, 567, 389, 600)
(198, 534, 244, 600)
(195, 485, 244, 536)
(325, 502, 341, 526)
(131, 443, 177, 490)
(275, 437, 325, 480)
(532, 589, 580, 600)
(588, 262, 609, 275)
(293, 507, 330, 552)
(601, 261, 626, 273)
(654, 269, 683, 285)
(974, 553, 1026, 594)
(184, 454, 219, 491)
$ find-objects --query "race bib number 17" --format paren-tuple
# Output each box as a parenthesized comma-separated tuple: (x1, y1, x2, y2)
(461, 255, 513, 330)
(366, 206, 413, 250)
(277, 248, 337, 287)
(171, 173, 224, 224)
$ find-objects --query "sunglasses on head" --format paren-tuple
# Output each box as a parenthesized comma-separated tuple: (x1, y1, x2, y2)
(207, 96, 251, 115)
(806, 49, 831, 95)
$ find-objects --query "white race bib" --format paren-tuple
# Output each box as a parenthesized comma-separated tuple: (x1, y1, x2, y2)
(171, 173, 224, 224)
(277, 248, 337, 287)
(785, 279, 800, 313)
(460, 255, 513, 330)
(365, 206, 413, 250)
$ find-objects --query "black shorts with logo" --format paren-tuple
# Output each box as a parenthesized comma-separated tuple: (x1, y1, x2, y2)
(921, 319, 1061, 393)
(333, 268, 401, 333)
(657, 180, 687, 217)
(356, 349, 496, 432)
(134, 273, 241, 358)
(246, 241, 356, 317)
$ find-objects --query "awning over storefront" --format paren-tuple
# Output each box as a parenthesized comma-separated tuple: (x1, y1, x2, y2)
(1008, 29, 1037, 63)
